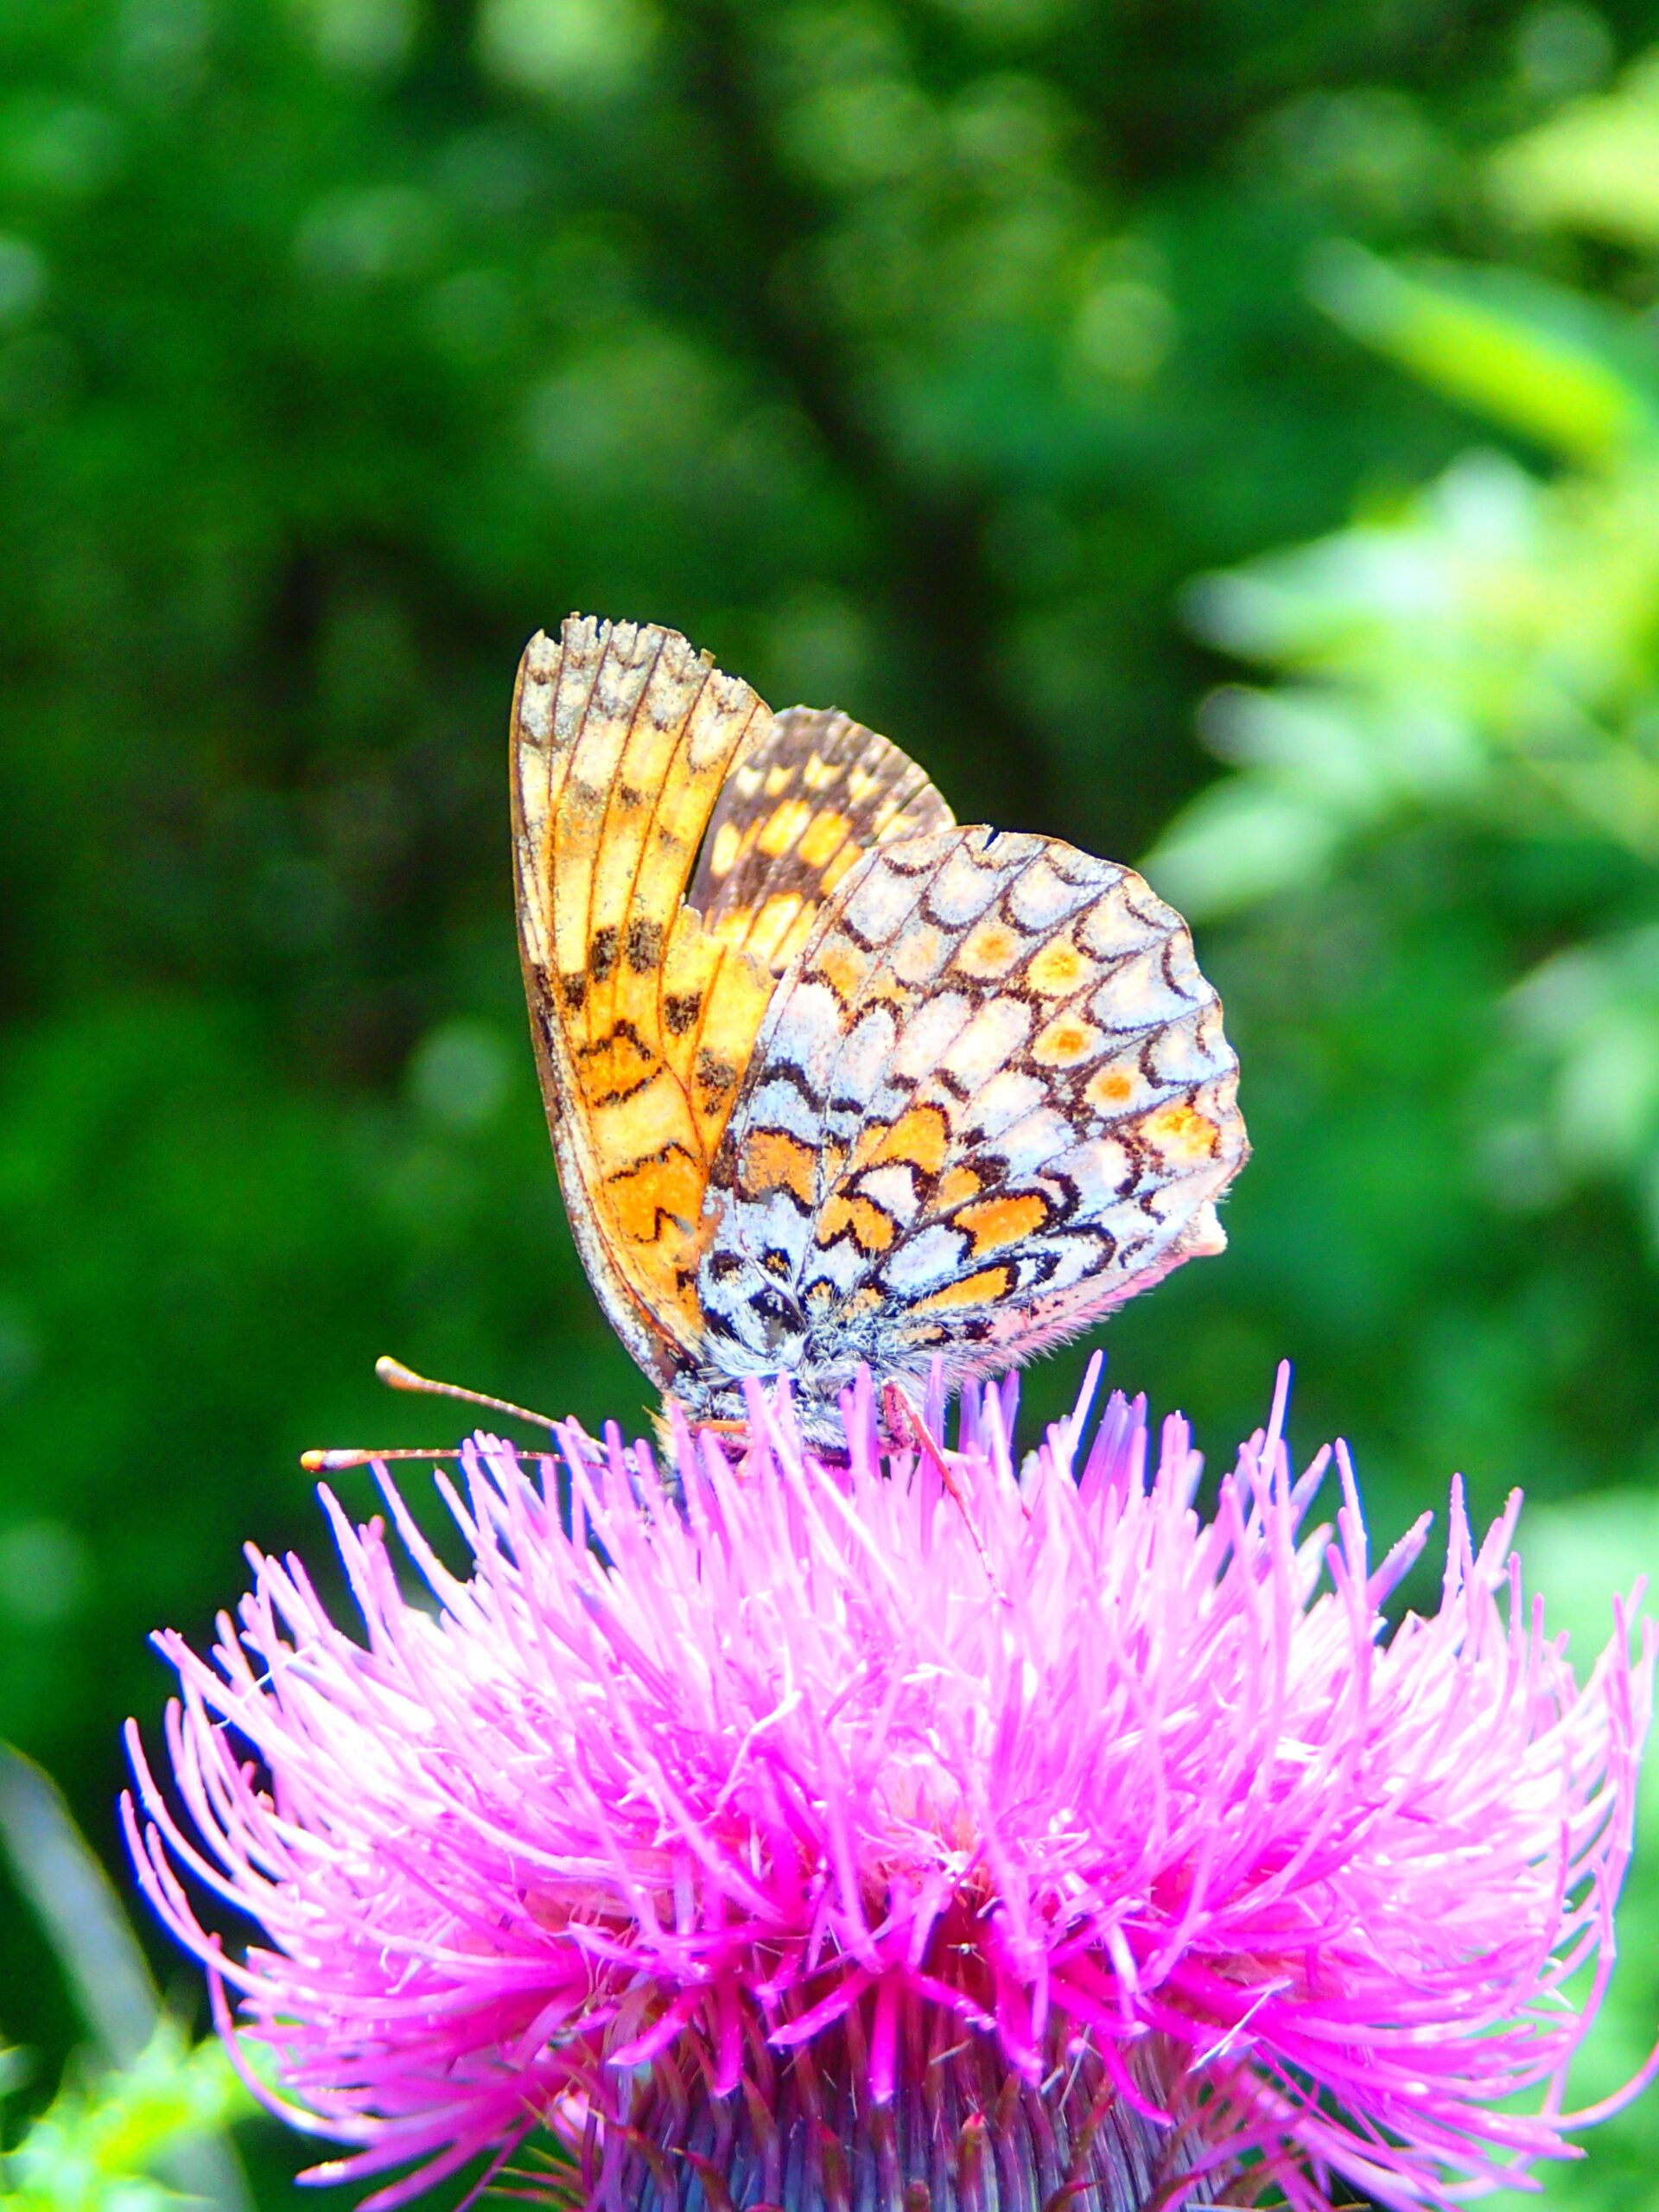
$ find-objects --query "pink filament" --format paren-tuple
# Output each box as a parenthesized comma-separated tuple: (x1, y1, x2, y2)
(124, 1362, 1655, 2210)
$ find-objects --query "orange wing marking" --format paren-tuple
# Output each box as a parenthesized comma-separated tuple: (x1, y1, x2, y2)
(512, 618, 778, 1380)
(688, 704, 953, 975)
(955, 1193, 1052, 1257)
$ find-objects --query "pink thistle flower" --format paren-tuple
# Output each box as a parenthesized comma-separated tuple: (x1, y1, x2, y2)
(125, 1363, 1655, 2212)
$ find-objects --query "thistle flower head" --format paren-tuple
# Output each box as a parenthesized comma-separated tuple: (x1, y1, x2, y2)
(126, 1364, 1654, 2211)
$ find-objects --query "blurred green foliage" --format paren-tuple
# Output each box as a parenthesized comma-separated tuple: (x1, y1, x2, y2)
(2, 0, 1659, 2202)
(4, 2028, 247, 2212)
(0, 1747, 251, 2209)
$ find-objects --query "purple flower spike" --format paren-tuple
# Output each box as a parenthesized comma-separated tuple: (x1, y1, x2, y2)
(125, 1363, 1655, 2212)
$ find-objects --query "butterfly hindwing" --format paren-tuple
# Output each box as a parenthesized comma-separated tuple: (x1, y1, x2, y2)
(700, 825, 1246, 1393)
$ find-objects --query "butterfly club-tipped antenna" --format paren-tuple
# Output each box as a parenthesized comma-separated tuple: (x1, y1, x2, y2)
(299, 1356, 563, 1473)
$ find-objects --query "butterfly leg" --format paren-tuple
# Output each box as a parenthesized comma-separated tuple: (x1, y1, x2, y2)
(653, 1399, 753, 1475)
(880, 1381, 1005, 1585)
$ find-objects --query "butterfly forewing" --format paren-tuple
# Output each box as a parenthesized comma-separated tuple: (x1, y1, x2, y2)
(512, 618, 776, 1381)
(688, 705, 955, 976)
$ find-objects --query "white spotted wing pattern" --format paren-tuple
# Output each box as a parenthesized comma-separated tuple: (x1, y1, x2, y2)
(512, 617, 1247, 1441)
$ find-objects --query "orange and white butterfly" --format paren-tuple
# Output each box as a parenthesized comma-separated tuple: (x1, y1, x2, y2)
(512, 616, 1247, 1444)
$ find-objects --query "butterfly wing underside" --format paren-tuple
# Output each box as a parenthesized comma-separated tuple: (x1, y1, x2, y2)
(511, 618, 780, 1385)
(702, 825, 1247, 1389)
(512, 621, 963, 1390)
(687, 705, 955, 973)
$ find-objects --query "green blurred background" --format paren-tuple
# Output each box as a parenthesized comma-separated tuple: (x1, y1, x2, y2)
(4, 0, 1659, 2202)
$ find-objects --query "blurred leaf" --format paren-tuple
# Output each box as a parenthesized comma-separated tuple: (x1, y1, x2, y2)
(0, 1749, 157, 2068)
(0, 1750, 251, 2212)
(1505, 926, 1659, 1216)
(1306, 239, 1657, 463)
(289, 0, 417, 79)
(1491, 46, 1659, 249)
(476, 0, 658, 100)
(1151, 429, 1659, 924)
(3, 2025, 251, 2212)
(1143, 767, 1351, 918)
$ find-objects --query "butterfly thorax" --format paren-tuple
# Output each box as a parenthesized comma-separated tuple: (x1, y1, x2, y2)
(670, 1299, 908, 1446)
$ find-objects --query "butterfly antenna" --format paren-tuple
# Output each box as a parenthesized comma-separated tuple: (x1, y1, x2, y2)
(299, 1358, 562, 1472)
(373, 1355, 561, 1434)
(300, 1444, 465, 1472)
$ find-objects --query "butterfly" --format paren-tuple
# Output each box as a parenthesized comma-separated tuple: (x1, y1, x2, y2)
(511, 615, 1247, 1446)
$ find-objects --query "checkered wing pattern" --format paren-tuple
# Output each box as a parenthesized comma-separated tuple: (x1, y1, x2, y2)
(701, 826, 1247, 1391)
(688, 705, 954, 975)
(511, 618, 778, 1384)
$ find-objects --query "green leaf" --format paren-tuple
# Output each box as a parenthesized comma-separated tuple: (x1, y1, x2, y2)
(3, 2025, 252, 2212)
(0, 1750, 252, 2212)
(1306, 240, 1656, 463)
(0, 1749, 157, 2069)
(1490, 52, 1659, 250)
